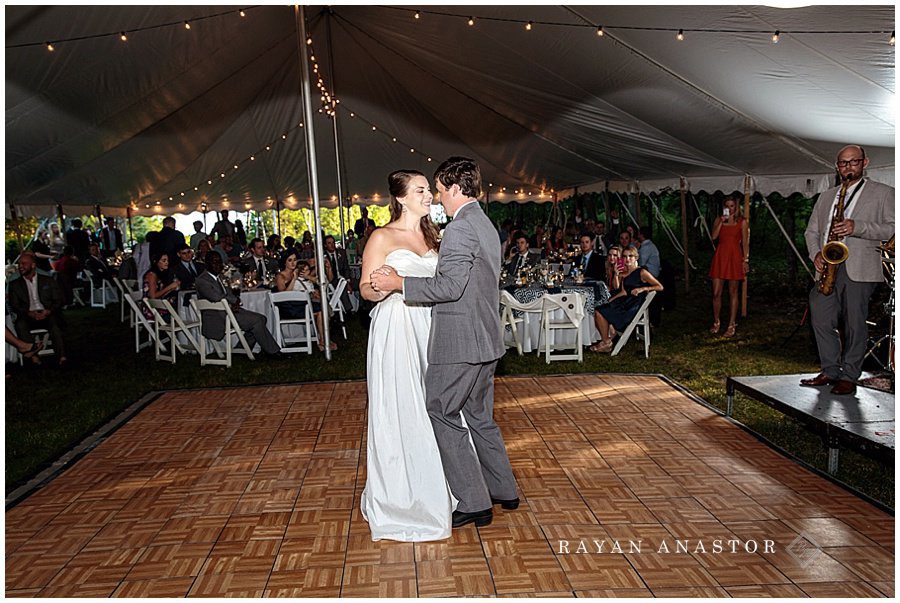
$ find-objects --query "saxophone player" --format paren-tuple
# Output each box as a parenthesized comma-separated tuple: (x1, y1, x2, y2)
(802, 145, 895, 395)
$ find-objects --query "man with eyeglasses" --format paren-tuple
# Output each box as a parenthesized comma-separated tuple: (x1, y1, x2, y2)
(802, 145, 894, 395)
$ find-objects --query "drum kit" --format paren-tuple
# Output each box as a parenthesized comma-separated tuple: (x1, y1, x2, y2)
(863, 236, 894, 374)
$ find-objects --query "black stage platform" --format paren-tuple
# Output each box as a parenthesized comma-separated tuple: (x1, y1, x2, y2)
(727, 373, 895, 473)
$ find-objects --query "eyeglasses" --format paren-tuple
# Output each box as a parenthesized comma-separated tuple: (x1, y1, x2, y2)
(835, 158, 864, 168)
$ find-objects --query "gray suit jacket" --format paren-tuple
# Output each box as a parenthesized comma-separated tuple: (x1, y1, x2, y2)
(404, 202, 505, 365)
(194, 271, 238, 339)
(805, 180, 894, 283)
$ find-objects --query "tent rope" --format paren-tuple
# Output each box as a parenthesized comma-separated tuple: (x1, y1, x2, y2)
(647, 193, 698, 270)
(760, 197, 816, 281)
(688, 191, 715, 248)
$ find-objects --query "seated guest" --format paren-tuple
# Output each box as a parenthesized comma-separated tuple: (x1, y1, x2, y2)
(8, 252, 67, 366)
(544, 226, 566, 256)
(605, 245, 624, 293)
(636, 226, 661, 278)
(213, 234, 242, 266)
(618, 229, 636, 250)
(6, 325, 44, 363)
(505, 231, 541, 272)
(172, 244, 204, 290)
(282, 236, 297, 258)
(142, 253, 180, 320)
(266, 234, 283, 257)
(117, 254, 137, 281)
(84, 243, 116, 286)
(241, 237, 278, 282)
(274, 250, 312, 319)
(51, 246, 82, 306)
(134, 231, 156, 285)
(322, 235, 354, 310)
(196, 238, 212, 263)
(590, 247, 663, 353)
(293, 259, 337, 352)
(194, 252, 282, 356)
(530, 224, 546, 249)
(344, 230, 358, 262)
(577, 233, 605, 281)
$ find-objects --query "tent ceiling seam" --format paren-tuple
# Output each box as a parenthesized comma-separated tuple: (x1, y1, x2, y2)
(336, 11, 634, 186)
(564, 6, 835, 172)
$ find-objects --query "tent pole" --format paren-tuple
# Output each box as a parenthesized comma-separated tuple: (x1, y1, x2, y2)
(55, 203, 65, 230)
(274, 198, 282, 235)
(126, 206, 134, 247)
(680, 177, 690, 293)
(9, 201, 24, 254)
(325, 15, 347, 250)
(742, 175, 751, 318)
(296, 5, 332, 360)
(603, 181, 610, 227)
(634, 182, 641, 226)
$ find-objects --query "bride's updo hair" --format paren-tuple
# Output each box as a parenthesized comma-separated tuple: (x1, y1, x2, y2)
(388, 169, 440, 251)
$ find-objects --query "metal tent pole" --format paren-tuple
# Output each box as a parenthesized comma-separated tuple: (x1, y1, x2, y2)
(295, 5, 332, 360)
(326, 13, 347, 250)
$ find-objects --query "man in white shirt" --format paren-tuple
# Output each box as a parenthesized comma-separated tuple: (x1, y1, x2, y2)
(241, 238, 277, 282)
(189, 221, 207, 250)
(8, 252, 67, 366)
(636, 226, 661, 278)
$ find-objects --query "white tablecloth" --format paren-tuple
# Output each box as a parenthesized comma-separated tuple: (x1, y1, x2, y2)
(502, 285, 603, 353)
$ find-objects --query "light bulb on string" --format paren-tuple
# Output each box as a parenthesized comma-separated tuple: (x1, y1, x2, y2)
(414, 11, 420, 19)
(597, 26, 604, 37)
(250, 156, 255, 161)
(46, 42, 54, 52)
(239, 9, 246, 17)
(526, 21, 533, 31)
(184, 21, 191, 30)
(306, 37, 312, 45)
(467, 17, 475, 26)
(890, 31, 895, 46)
(120, 32, 127, 42)
(392, 137, 397, 142)
(676, 29, 684, 41)
(265, 146, 270, 151)
(771, 30, 780, 43)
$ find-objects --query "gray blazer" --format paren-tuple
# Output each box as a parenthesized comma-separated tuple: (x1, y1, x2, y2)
(805, 180, 894, 283)
(194, 271, 238, 339)
(404, 202, 505, 365)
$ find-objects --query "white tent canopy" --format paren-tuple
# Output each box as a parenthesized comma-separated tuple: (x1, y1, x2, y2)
(6, 4, 895, 218)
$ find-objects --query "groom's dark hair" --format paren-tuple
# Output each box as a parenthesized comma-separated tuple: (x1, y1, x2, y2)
(434, 156, 482, 200)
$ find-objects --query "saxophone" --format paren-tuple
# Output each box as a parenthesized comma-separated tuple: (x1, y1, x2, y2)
(818, 177, 850, 295)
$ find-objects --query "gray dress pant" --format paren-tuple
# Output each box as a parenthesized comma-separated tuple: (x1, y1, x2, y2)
(425, 360, 518, 513)
(809, 264, 878, 381)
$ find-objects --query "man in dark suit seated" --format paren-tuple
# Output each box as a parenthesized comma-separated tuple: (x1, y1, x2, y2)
(84, 243, 116, 287)
(194, 252, 282, 357)
(172, 243, 205, 291)
(240, 238, 279, 283)
(8, 252, 67, 366)
(504, 231, 541, 273)
(577, 233, 606, 281)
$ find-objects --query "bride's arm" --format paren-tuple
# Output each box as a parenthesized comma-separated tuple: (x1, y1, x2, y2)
(360, 230, 391, 302)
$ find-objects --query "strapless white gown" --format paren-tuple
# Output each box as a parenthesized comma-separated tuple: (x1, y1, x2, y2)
(361, 248, 456, 541)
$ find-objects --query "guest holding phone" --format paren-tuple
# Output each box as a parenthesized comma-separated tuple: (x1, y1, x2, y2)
(605, 245, 624, 293)
(709, 195, 749, 337)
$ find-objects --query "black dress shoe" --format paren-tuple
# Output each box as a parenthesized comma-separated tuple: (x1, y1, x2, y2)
(800, 373, 837, 387)
(830, 380, 857, 395)
(491, 497, 520, 510)
(452, 508, 493, 528)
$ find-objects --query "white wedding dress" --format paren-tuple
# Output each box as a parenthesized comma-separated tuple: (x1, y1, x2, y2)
(361, 248, 456, 541)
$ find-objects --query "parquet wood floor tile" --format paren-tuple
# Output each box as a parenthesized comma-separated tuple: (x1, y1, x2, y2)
(5, 375, 892, 598)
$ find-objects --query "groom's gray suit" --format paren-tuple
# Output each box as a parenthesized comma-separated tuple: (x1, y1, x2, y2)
(403, 201, 518, 513)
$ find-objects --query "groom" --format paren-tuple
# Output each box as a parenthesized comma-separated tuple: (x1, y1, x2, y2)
(371, 157, 519, 528)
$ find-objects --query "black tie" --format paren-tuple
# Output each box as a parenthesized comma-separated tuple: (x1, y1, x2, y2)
(257, 259, 265, 280)
(582, 254, 588, 270)
(189, 263, 196, 277)
(331, 253, 337, 275)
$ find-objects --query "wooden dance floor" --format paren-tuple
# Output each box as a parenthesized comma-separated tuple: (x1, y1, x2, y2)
(5, 375, 894, 597)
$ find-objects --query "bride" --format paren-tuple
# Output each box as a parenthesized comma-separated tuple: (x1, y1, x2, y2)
(358, 169, 455, 541)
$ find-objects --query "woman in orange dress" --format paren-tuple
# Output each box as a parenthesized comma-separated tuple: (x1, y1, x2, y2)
(709, 195, 749, 337)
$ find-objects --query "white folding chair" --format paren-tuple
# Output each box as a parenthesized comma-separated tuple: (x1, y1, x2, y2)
(120, 289, 160, 352)
(84, 268, 117, 308)
(268, 290, 316, 354)
(327, 278, 348, 339)
(611, 291, 657, 358)
(538, 292, 585, 364)
(113, 277, 137, 323)
(17, 328, 56, 366)
(144, 298, 201, 363)
(191, 298, 255, 367)
(499, 290, 543, 355)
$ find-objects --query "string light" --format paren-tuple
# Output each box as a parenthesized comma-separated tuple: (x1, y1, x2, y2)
(467, 17, 475, 26)
(891, 31, 895, 45)
(597, 26, 604, 37)
(676, 29, 684, 41)
(306, 37, 312, 45)
(184, 21, 191, 30)
(239, 9, 246, 18)
(772, 30, 780, 43)
(120, 32, 127, 42)
(414, 11, 420, 19)
(526, 21, 533, 31)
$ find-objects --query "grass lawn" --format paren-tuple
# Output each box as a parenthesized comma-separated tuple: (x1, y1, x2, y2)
(6, 277, 894, 508)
